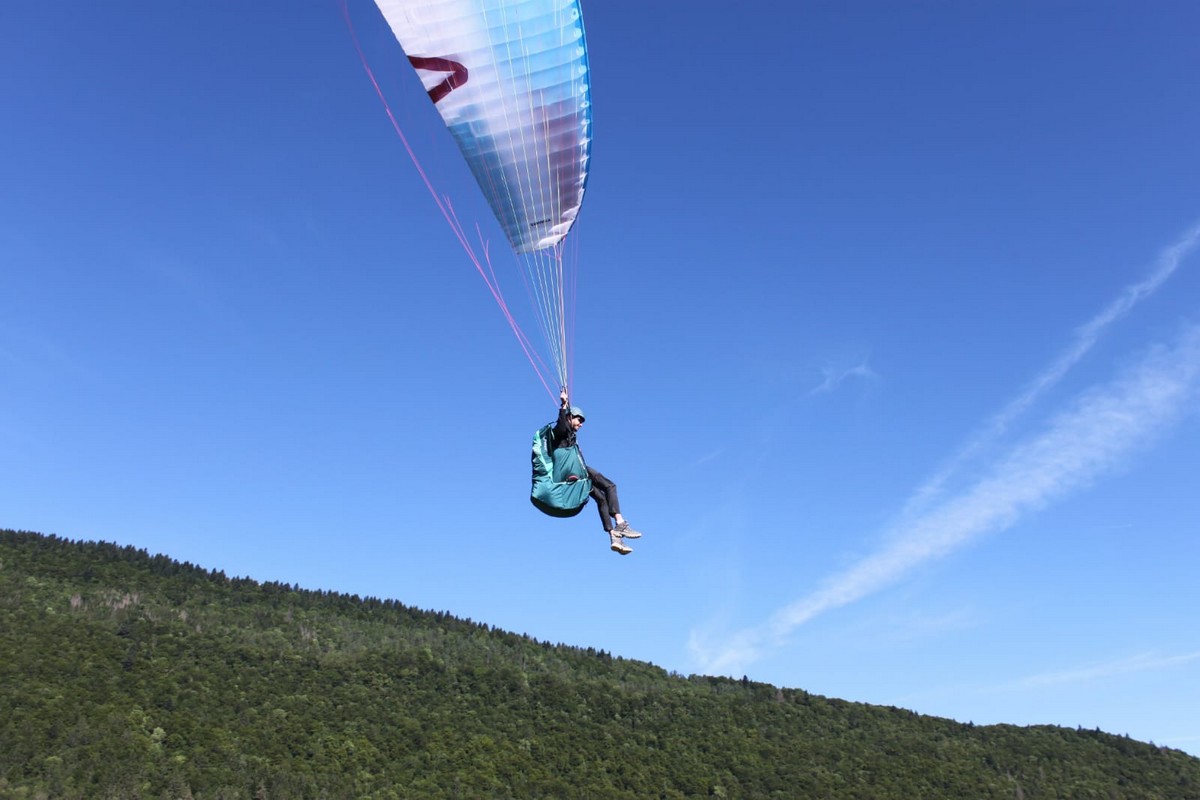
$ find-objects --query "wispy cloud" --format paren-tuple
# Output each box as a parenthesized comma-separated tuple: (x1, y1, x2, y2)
(886, 648, 1200, 710)
(885, 607, 976, 641)
(1004, 651, 1200, 690)
(692, 225, 1200, 676)
(698, 323, 1200, 674)
(908, 222, 1200, 515)
(809, 360, 878, 396)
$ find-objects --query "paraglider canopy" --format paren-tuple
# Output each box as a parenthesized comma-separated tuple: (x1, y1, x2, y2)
(371, 0, 594, 396)
(375, 0, 592, 253)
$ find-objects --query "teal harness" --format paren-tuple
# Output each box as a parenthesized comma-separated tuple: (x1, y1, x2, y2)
(530, 423, 592, 517)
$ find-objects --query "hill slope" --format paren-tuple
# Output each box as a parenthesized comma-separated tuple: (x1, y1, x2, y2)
(2, 529, 1197, 799)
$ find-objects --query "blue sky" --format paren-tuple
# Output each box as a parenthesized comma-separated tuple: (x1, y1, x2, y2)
(4, 1, 1199, 756)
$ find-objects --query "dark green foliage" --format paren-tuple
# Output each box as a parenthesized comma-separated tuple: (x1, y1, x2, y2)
(2, 529, 1197, 799)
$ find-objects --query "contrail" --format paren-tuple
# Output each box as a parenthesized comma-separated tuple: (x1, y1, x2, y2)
(693, 224, 1200, 676)
(699, 323, 1200, 674)
(1006, 651, 1200, 690)
(907, 221, 1200, 515)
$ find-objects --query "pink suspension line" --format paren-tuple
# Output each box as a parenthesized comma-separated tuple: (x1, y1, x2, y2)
(341, 0, 561, 401)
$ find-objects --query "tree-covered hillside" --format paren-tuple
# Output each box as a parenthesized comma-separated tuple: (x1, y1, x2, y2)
(2, 529, 1197, 799)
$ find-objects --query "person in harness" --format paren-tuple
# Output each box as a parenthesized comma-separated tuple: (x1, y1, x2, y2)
(547, 389, 643, 555)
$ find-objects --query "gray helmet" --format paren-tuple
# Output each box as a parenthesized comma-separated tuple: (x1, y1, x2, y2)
(568, 405, 586, 421)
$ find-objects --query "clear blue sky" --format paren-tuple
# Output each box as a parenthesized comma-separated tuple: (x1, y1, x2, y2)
(4, 1, 1199, 756)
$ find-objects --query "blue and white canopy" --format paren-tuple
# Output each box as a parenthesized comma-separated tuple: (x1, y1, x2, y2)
(374, 0, 593, 253)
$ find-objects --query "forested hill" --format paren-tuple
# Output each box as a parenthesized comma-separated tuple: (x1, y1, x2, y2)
(2, 529, 1197, 800)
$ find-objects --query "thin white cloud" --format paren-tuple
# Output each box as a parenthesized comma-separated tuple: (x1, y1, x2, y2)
(692, 223, 1200, 675)
(1005, 651, 1200, 690)
(908, 221, 1200, 515)
(694, 320, 1200, 675)
(885, 608, 976, 641)
(809, 361, 878, 396)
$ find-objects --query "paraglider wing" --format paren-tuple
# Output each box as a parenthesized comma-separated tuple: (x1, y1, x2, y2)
(374, 0, 593, 253)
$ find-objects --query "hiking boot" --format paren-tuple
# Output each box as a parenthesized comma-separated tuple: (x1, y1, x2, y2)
(609, 532, 632, 555)
(613, 521, 642, 539)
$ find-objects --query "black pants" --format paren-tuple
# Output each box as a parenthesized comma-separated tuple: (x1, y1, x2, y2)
(587, 469, 620, 532)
